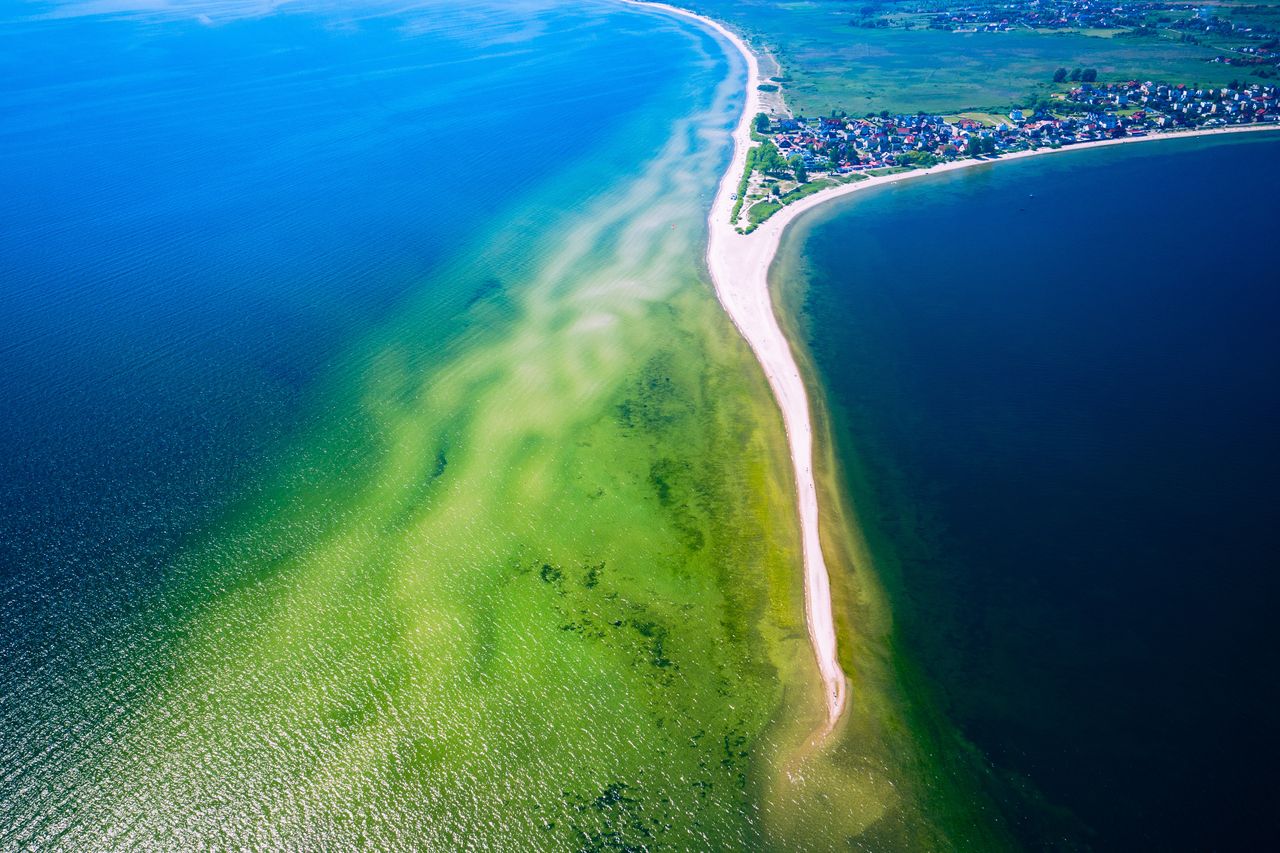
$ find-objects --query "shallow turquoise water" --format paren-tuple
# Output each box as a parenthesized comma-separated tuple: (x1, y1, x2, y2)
(0, 0, 704, 592)
(2, 2, 820, 848)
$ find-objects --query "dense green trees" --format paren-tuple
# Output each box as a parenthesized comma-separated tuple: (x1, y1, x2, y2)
(897, 150, 939, 168)
(1062, 67, 1096, 84)
(964, 135, 997, 157)
(789, 154, 808, 183)
(754, 112, 770, 133)
(753, 140, 787, 175)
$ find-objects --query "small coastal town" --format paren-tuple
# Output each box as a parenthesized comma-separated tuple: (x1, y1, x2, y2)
(879, 2, 1280, 69)
(733, 79, 1279, 231)
(923, 1, 1280, 43)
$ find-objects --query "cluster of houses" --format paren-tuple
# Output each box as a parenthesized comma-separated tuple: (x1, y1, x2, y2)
(927, 0, 1152, 32)
(1209, 48, 1277, 70)
(848, 2, 1280, 73)
(763, 82, 1278, 175)
(1169, 11, 1278, 42)
(923, 1, 1279, 41)
(1063, 81, 1280, 127)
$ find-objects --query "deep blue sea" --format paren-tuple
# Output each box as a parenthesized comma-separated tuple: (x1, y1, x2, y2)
(783, 134, 1280, 850)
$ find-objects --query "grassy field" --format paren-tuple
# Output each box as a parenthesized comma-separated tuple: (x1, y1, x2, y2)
(780, 177, 835, 203)
(943, 110, 1013, 126)
(741, 177, 837, 230)
(731, 145, 756, 223)
(866, 165, 914, 177)
(684, 0, 1276, 114)
(747, 198, 783, 226)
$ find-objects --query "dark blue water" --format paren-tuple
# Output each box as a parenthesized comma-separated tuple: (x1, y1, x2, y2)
(786, 135, 1280, 850)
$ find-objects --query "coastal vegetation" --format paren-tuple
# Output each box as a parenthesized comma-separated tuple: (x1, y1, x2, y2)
(789, 153, 808, 182)
(684, 0, 1280, 114)
(712, 0, 1279, 233)
(747, 199, 781, 226)
(780, 177, 833, 202)
(730, 144, 755, 222)
(728, 79, 1277, 229)
(752, 139, 790, 175)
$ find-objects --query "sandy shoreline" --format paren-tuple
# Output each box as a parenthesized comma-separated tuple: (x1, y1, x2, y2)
(630, 0, 1280, 733)
(742, 121, 1280, 239)
(632, 0, 849, 729)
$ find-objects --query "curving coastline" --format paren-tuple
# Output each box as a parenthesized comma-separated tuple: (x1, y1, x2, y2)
(630, 0, 850, 730)
(630, 0, 1280, 734)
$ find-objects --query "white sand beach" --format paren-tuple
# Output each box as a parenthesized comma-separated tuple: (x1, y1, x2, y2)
(634, 0, 850, 729)
(631, 0, 1280, 733)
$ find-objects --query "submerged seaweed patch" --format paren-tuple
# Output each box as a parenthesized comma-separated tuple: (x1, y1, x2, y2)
(631, 618, 674, 671)
(614, 356, 693, 433)
(31, 6, 899, 844)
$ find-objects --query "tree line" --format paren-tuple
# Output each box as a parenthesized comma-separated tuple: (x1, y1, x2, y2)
(754, 141, 808, 182)
(1054, 67, 1098, 83)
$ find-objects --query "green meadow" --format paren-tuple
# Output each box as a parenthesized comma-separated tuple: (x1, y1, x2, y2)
(684, 0, 1269, 114)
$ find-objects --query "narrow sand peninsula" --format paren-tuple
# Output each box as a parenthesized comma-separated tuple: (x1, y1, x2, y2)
(632, 0, 1280, 733)
(634, 0, 849, 729)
